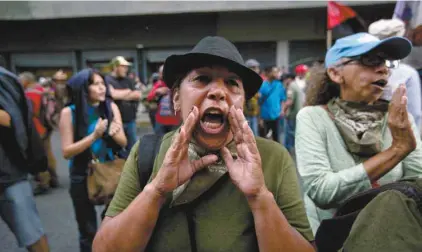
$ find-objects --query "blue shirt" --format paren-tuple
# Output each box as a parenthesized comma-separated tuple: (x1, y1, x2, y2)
(258, 79, 286, 120)
(69, 104, 114, 174)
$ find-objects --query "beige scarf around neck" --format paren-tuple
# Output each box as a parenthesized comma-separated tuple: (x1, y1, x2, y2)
(170, 132, 238, 207)
(327, 98, 388, 157)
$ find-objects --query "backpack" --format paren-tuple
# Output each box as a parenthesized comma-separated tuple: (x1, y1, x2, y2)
(39, 88, 57, 130)
(315, 178, 422, 252)
(158, 94, 173, 117)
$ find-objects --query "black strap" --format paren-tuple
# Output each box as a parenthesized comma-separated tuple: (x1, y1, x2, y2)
(137, 134, 163, 189)
(138, 133, 199, 251)
(185, 208, 197, 252)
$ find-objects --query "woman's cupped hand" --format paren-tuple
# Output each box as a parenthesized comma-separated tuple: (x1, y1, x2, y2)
(221, 106, 266, 200)
(150, 105, 266, 200)
(150, 106, 218, 196)
(388, 84, 417, 156)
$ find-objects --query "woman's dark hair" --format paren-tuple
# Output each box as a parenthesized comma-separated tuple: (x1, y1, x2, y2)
(305, 65, 340, 106)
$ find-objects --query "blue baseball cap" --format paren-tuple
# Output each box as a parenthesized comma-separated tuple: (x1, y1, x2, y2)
(325, 32, 412, 68)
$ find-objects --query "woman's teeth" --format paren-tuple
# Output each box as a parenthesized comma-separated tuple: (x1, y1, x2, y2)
(202, 121, 223, 129)
(200, 111, 226, 134)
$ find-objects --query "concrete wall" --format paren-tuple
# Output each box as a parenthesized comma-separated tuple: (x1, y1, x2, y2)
(0, 13, 217, 52)
(217, 8, 326, 42)
(0, 1, 395, 20)
(1, 3, 394, 53)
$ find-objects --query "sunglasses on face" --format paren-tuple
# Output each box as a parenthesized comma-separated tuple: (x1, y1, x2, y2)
(338, 54, 400, 69)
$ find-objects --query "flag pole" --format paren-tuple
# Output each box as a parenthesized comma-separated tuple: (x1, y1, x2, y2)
(327, 29, 332, 49)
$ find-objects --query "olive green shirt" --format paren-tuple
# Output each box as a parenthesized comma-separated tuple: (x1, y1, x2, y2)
(285, 81, 303, 120)
(106, 131, 314, 251)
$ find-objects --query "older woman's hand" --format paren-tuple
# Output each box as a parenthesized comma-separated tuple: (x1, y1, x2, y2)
(221, 106, 266, 199)
(388, 84, 417, 156)
(150, 106, 218, 196)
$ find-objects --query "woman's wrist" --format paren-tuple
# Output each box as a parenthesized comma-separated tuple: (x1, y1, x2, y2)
(90, 132, 99, 141)
(143, 183, 167, 207)
(390, 142, 413, 158)
(247, 187, 274, 211)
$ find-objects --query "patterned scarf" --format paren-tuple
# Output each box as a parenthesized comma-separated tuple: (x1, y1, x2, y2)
(327, 98, 388, 157)
(170, 132, 237, 207)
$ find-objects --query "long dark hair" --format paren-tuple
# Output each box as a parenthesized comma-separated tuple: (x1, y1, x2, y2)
(67, 68, 116, 167)
(305, 65, 340, 106)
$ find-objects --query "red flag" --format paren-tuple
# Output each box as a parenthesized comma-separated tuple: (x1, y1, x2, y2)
(327, 1, 357, 30)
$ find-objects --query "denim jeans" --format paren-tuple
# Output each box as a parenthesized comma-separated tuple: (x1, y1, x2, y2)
(283, 118, 296, 152)
(120, 121, 137, 158)
(69, 179, 97, 252)
(0, 180, 45, 248)
(279, 116, 285, 139)
(245, 116, 259, 136)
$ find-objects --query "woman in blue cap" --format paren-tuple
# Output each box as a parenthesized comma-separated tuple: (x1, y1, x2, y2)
(295, 32, 422, 234)
(59, 69, 127, 252)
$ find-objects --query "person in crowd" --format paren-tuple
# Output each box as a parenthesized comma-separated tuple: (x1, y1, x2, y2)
(19, 72, 59, 195)
(128, 72, 147, 92)
(59, 69, 127, 252)
(295, 64, 309, 99)
(280, 66, 287, 76)
(105, 56, 141, 158)
(369, 18, 422, 130)
(147, 65, 180, 135)
(52, 70, 69, 115)
(141, 73, 160, 131)
(296, 32, 422, 234)
(93, 36, 314, 252)
(243, 59, 262, 136)
(245, 59, 266, 79)
(281, 73, 303, 155)
(0, 67, 50, 252)
(258, 65, 286, 142)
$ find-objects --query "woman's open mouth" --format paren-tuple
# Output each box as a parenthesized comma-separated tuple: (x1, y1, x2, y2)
(199, 108, 228, 135)
(371, 79, 388, 88)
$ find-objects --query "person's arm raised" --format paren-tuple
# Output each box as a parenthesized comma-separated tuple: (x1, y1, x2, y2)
(221, 106, 314, 252)
(59, 108, 108, 159)
(93, 106, 218, 252)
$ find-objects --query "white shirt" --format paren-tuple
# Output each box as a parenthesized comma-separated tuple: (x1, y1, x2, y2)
(382, 63, 422, 129)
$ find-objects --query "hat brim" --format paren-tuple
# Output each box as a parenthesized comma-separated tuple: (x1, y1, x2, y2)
(119, 62, 132, 66)
(163, 53, 263, 100)
(347, 36, 412, 60)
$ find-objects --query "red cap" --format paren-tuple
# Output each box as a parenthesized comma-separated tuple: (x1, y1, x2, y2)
(295, 64, 309, 75)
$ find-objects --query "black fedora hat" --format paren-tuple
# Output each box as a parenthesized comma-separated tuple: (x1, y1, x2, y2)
(163, 36, 263, 100)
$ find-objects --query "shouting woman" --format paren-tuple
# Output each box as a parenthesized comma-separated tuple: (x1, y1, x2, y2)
(93, 36, 314, 252)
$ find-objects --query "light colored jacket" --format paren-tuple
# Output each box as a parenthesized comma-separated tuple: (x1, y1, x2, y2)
(295, 106, 422, 234)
